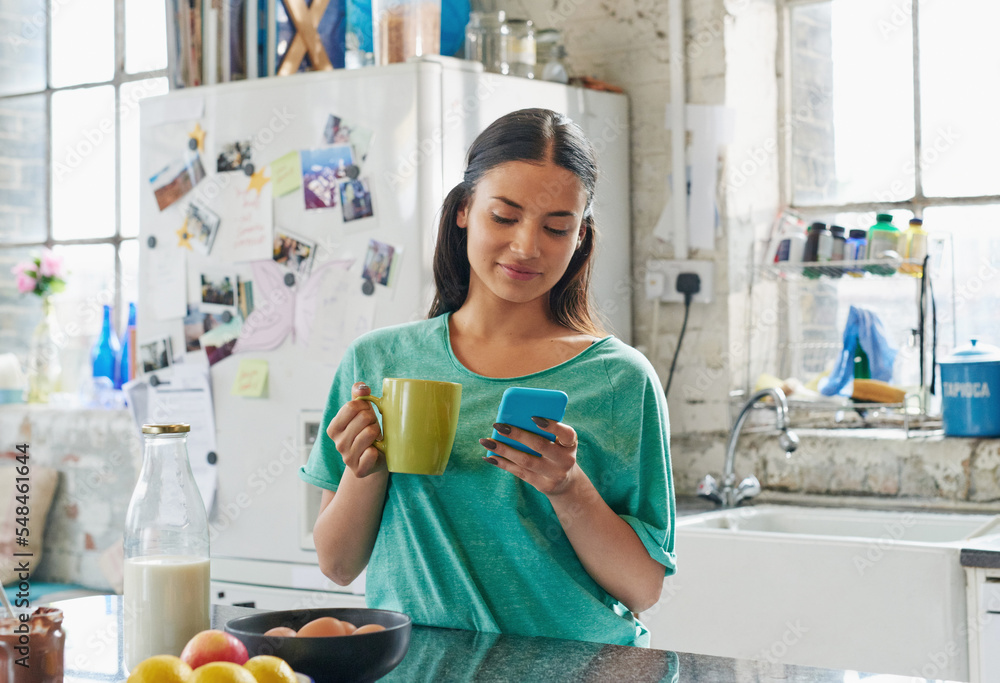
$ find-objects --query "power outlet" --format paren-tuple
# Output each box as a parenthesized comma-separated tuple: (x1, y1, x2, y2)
(646, 260, 714, 304)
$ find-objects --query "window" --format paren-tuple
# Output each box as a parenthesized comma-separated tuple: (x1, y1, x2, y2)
(0, 0, 169, 384)
(780, 0, 1000, 354)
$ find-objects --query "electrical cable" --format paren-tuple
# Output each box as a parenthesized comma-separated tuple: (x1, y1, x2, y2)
(663, 293, 693, 398)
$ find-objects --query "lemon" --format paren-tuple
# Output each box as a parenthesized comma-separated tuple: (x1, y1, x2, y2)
(127, 654, 193, 683)
(190, 661, 258, 683)
(243, 655, 298, 683)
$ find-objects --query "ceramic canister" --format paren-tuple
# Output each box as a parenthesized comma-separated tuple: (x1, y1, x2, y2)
(938, 339, 1000, 437)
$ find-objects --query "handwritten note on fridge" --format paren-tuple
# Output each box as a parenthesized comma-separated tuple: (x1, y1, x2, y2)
(232, 359, 269, 397)
(270, 151, 302, 197)
(213, 181, 273, 262)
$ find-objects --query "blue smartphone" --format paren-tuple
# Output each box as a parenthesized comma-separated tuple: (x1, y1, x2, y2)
(492, 387, 569, 456)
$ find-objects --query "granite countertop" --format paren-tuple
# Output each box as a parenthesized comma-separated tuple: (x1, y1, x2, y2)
(960, 534, 1000, 568)
(58, 596, 953, 682)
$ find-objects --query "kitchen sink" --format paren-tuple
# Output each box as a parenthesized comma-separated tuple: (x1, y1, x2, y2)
(640, 504, 1000, 680)
(679, 504, 997, 541)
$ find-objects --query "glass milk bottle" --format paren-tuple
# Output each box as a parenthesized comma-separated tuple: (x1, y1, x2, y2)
(123, 424, 210, 669)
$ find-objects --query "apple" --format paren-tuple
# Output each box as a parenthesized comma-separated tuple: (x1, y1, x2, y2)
(180, 629, 249, 669)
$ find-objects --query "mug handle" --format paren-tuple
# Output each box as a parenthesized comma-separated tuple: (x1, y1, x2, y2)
(356, 394, 387, 455)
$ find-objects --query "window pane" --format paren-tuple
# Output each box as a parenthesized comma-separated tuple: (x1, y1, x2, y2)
(52, 85, 116, 239)
(0, 247, 48, 363)
(0, 94, 47, 242)
(50, 0, 115, 87)
(790, 0, 915, 205)
(119, 238, 139, 331)
(921, 205, 1000, 348)
(125, 0, 168, 73)
(0, 0, 47, 96)
(121, 78, 170, 237)
(52, 243, 117, 395)
(919, 1, 1000, 197)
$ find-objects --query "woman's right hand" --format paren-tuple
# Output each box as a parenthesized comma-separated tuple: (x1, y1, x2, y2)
(326, 381, 386, 478)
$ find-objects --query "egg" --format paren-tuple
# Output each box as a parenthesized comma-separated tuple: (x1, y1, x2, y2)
(340, 621, 358, 635)
(297, 617, 347, 638)
(352, 624, 386, 635)
(263, 626, 298, 638)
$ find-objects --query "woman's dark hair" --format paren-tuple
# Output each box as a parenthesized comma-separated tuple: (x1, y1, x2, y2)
(428, 108, 606, 337)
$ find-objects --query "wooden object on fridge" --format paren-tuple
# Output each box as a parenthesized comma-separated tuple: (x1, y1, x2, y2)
(276, 0, 334, 75)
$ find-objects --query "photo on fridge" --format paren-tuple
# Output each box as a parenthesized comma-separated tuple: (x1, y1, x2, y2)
(199, 268, 239, 315)
(339, 178, 374, 222)
(150, 153, 206, 211)
(323, 114, 374, 162)
(186, 201, 221, 255)
(184, 306, 234, 352)
(301, 144, 354, 210)
(361, 239, 397, 287)
(238, 277, 255, 320)
(140, 337, 174, 374)
(273, 229, 317, 277)
(217, 139, 253, 173)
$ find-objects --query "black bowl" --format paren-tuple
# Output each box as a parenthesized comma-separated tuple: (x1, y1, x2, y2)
(225, 608, 411, 683)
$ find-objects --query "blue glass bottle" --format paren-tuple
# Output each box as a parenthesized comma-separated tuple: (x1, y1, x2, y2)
(116, 302, 136, 389)
(92, 305, 120, 384)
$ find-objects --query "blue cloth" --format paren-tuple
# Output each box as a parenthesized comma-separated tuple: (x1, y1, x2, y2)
(821, 306, 897, 396)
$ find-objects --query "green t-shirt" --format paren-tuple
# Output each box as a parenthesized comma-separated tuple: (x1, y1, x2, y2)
(300, 313, 675, 647)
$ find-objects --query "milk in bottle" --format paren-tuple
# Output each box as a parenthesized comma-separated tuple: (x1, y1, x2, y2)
(123, 424, 210, 669)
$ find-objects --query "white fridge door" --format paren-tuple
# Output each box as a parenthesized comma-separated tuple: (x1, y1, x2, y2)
(138, 64, 443, 572)
(135, 60, 631, 595)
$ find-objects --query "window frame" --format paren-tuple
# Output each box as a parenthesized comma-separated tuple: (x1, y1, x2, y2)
(0, 0, 168, 334)
(777, 0, 1000, 216)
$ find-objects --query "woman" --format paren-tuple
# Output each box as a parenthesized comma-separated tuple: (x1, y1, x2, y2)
(300, 108, 675, 647)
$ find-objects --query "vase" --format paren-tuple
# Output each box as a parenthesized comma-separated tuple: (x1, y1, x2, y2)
(27, 296, 62, 403)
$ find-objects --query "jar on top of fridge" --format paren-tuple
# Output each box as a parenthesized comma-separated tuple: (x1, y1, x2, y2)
(465, 10, 506, 74)
(503, 18, 536, 78)
(535, 27, 568, 83)
(372, 0, 442, 65)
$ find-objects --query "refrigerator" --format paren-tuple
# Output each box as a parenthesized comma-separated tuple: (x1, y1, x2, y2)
(137, 56, 631, 609)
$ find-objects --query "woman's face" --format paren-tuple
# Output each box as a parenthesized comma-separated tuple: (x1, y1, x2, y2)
(457, 159, 588, 309)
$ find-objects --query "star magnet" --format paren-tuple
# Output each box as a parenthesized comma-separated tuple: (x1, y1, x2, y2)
(188, 123, 206, 154)
(176, 218, 194, 250)
(246, 167, 271, 196)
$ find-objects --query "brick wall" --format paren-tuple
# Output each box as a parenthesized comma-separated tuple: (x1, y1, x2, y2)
(672, 427, 1000, 505)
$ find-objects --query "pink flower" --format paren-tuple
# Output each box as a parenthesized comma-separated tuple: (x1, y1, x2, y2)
(15, 272, 37, 294)
(11, 261, 33, 277)
(38, 249, 63, 278)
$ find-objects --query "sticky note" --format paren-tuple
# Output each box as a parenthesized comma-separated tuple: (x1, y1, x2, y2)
(232, 359, 269, 397)
(271, 151, 302, 197)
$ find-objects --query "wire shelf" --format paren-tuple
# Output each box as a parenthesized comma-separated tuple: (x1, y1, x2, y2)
(730, 393, 942, 437)
(760, 258, 926, 280)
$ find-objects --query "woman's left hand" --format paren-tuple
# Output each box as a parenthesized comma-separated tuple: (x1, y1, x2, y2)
(480, 417, 581, 497)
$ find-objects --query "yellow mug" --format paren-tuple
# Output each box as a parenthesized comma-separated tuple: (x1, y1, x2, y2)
(358, 378, 463, 475)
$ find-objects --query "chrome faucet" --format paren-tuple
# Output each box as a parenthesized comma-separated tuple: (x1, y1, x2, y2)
(697, 388, 799, 508)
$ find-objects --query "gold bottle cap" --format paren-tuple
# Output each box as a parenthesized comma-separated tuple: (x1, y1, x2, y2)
(141, 424, 191, 434)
